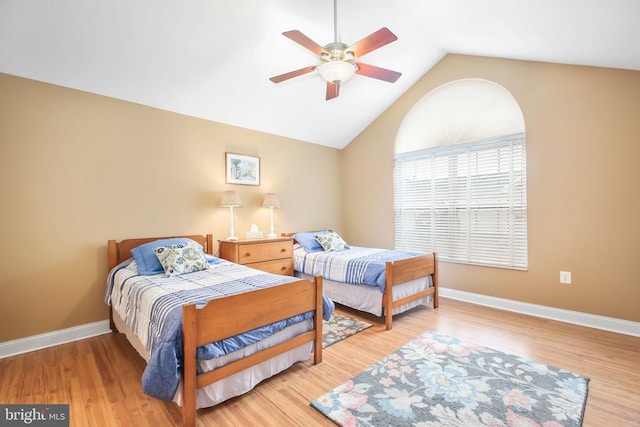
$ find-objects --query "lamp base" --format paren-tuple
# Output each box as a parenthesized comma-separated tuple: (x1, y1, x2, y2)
(267, 232, 277, 238)
(226, 236, 239, 241)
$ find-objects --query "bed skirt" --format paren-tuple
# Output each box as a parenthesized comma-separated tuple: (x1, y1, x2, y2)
(112, 310, 313, 408)
(295, 272, 432, 317)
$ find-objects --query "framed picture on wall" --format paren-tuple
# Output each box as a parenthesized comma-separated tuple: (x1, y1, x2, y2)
(225, 152, 260, 186)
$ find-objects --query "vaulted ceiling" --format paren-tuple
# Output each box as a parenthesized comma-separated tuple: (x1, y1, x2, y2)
(1, 0, 639, 149)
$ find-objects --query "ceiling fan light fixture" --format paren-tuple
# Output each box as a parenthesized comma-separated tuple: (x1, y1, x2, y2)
(318, 61, 357, 84)
(269, 1, 400, 99)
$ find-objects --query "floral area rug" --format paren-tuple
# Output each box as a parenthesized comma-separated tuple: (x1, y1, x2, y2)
(323, 312, 373, 349)
(312, 331, 589, 426)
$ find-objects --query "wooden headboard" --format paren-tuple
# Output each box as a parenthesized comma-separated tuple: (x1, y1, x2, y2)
(107, 234, 214, 270)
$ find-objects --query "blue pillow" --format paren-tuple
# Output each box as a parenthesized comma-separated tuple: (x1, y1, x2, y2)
(204, 254, 222, 265)
(131, 238, 203, 275)
(293, 231, 330, 253)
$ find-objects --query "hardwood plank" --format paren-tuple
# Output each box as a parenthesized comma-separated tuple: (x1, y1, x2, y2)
(1, 298, 638, 426)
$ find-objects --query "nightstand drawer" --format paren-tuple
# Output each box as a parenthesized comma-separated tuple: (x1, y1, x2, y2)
(218, 237, 294, 276)
(250, 259, 294, 276)
(238, 241, 292, 264)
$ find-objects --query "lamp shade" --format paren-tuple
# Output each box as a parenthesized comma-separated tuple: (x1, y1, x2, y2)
(318, 61, 357, 84)
(262, 193, 281, 208)
(221, 190, 242, 207)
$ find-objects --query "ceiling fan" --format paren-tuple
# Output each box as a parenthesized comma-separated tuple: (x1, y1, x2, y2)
(269, 0, 402, 100)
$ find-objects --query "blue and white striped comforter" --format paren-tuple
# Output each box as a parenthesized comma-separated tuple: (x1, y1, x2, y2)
(293, 246, 421, 292)
(105, 258, 334, 401)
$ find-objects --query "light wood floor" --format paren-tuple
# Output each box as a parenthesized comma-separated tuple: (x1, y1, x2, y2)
(1, 298, 639, 426)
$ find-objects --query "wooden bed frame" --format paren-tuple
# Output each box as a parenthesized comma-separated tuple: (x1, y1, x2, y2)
(284, 232, 438, 330)
(107, 234, 324, 427)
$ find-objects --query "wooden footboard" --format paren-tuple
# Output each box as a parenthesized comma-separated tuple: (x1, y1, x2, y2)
(181, 276, 323, 427)
(383, 252, 438, 330)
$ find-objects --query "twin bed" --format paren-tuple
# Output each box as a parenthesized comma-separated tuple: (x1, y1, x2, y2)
(286, 230, 439, 330)
(105, 231, 438, 426)
(106, 234, 330, 427)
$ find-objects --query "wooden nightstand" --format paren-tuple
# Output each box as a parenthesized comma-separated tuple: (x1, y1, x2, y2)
(218, 237, 294, 276)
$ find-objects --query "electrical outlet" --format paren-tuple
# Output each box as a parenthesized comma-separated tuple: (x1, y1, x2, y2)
(560, 271, 572, 284)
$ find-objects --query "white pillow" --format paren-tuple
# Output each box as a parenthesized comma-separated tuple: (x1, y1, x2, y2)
(315, 232, 350, 252)
(153, 242, 210, 277)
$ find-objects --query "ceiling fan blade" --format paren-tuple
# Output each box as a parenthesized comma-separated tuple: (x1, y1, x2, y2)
(269, 65, 317, 84)
(346, 27, 398, 58)
(282, 30, 329, 56)
(326, 82, 340, 100)
(355, 62, 401, 83)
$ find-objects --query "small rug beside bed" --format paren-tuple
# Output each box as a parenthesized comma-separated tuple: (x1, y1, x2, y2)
(311, 331, 589, 426)
(323, 312, 373, 349)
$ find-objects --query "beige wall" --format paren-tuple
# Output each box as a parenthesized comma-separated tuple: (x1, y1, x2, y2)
(3, 53, 639, 343)
(0, 73, 342, 342)
(342, 54, 640, 322)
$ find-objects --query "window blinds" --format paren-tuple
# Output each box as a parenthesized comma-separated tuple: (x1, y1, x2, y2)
(394, 134, 528, 269)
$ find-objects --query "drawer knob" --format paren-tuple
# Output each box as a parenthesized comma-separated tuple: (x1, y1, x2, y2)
(280, 248, 286, 252)
(245, 252, 251, 257)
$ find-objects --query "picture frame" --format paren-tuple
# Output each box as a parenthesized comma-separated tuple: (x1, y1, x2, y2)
(225, 152, 260, 186)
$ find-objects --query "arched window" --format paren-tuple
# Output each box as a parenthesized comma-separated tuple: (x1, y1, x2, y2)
(394, 79, 527, 269)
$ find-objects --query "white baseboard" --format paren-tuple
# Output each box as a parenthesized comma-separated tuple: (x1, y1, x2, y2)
(0, 320, 111, 359)
(440, 287, 640, 337)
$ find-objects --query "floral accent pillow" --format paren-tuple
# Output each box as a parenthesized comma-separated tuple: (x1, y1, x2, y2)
(315, 232, 350, 252)
(153, 242, 210, 277)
